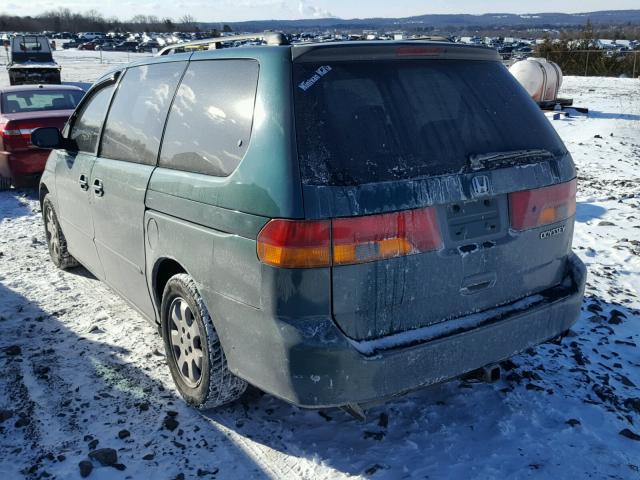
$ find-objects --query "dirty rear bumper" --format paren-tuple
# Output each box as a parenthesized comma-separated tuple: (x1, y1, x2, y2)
(8, 67, 61, 85)
(216, 253, 586, 408)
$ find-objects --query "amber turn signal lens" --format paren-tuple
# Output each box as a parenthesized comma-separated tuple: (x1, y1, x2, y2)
(257, 219, 331, 268)
(332, 207, 441, 266)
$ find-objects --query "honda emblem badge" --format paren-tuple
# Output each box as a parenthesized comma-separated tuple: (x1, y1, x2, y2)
(471, 175, 490, 196)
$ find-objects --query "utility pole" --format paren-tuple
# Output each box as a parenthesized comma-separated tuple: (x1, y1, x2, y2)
(584, 50, 590, 77)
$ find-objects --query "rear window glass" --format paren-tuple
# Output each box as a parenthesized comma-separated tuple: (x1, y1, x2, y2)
(11, 36, 52, 62)
(2, 90, 83, 113)
(12, 36, 50, 53)
(293, 60, 566, 186)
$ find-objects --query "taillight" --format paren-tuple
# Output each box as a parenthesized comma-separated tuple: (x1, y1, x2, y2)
(332, 207, 441, 265)
(509, 179, 576, 231)
(257, 219, 331, 268)
(0, 121, 36, 150)
(257, 207, 442, 268)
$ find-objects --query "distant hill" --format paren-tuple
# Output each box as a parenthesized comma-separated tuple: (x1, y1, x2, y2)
(203, 10, 640, 32)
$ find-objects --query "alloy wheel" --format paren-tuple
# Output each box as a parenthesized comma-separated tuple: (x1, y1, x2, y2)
(168, 297, 205, 387)
(45, 206, 60, 259)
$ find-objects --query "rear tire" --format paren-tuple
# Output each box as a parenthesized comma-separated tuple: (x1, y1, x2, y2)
(0, 176, 11, 191)
(42, 194, 78, 269)
(161, 274, 247, 409)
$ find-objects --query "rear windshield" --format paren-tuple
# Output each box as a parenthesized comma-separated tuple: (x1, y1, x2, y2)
(2, 90, 83, 113)
(11, 36, 53, 63)
(293, 60, 566, 186)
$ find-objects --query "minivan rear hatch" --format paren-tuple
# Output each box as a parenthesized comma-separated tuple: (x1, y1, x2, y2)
(292, 44, 576, 342)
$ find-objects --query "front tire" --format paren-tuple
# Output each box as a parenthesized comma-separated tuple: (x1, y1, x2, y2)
(42, 194, 78, 269)
(161, 274, 247, 409)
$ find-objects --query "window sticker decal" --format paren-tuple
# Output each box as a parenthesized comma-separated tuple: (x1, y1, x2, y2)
(298, 65, 332, 91)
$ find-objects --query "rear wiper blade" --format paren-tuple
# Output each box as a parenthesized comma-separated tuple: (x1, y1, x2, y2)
(468, 149, 553, 171)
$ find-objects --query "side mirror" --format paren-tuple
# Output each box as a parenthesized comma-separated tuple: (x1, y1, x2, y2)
(31, 127, 62, 149)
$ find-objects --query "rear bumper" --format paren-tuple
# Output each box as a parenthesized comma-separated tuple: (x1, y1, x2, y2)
(215, 253, 586, 408)
(0, 149, 49, 179)
(8, 67, 61, 85)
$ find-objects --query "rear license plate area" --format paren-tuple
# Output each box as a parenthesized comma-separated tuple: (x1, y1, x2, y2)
(445, 198, 502, 243)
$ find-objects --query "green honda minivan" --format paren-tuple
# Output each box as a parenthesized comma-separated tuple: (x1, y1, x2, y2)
(33, 35, 586, 411)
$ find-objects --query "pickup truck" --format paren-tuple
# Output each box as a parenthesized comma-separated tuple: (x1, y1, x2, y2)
(7, 35, 61, 85)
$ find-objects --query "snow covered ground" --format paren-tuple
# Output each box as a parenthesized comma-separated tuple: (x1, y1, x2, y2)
(0, 51, 639, 479)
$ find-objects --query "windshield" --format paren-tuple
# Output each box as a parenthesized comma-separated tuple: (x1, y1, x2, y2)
(2, 90, 84, 113)
(293, 59, 566, 186)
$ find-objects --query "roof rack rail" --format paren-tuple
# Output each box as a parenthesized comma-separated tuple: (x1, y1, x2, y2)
(157, 31, 288, 56)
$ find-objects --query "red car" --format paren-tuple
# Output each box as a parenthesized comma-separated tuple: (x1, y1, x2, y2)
(0, 85, 84, 189)
(78, 41, 98, 51)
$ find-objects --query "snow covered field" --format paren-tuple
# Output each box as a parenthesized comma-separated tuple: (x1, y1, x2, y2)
(0, 51, 639, 479)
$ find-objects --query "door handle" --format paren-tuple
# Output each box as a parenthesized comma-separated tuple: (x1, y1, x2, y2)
(79, 174, 89, 191)
(93, 178, 104, 197)
(460, 272, 497, 295)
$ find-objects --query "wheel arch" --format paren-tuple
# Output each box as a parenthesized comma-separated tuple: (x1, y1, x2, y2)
(150, 256, 240, 378)
(152, 256, 188, 312)
(39, 182, 50, 209)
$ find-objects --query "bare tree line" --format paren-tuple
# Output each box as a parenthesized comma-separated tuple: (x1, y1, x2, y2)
(0, 9, 232, 33)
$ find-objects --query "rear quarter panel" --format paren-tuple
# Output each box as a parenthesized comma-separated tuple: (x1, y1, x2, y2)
(143, 207, 334, 381)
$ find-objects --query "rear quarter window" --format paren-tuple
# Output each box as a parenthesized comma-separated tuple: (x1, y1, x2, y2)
(159, 59, 259, 177)
(294, 59, 566, 186)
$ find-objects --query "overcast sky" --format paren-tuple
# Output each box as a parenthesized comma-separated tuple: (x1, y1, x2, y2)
(7, 0, 639, 22)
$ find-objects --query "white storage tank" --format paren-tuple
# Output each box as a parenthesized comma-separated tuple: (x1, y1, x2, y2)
(509, 58, 563, 103)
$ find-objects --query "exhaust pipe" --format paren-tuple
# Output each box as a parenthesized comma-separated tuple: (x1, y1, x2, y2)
(464, 364, 501, 383)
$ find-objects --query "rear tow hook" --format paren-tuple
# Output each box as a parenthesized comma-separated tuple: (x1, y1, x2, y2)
(480, 364, 501, 383)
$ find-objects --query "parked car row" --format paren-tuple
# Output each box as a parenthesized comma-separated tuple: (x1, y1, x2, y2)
(82, 40, 141, 52)
(52, 30, 205, 53)
(65, 38, 164, 53)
